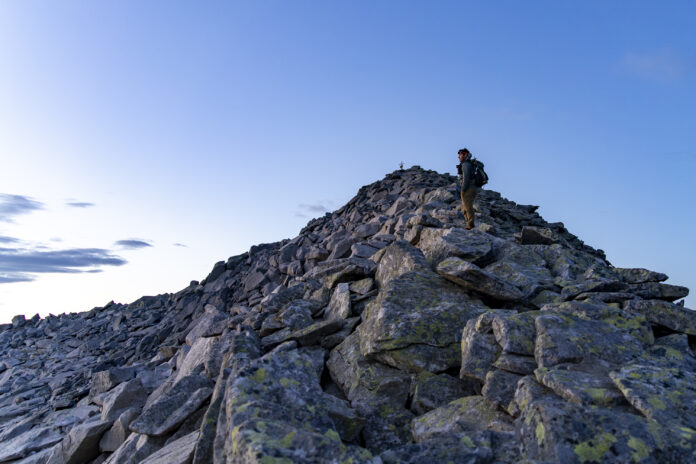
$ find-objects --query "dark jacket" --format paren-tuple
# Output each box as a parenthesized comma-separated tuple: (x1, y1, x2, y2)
(457, 160, 474, 192)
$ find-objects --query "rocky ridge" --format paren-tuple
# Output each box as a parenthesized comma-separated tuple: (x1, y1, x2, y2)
(0, 165, 694, 463)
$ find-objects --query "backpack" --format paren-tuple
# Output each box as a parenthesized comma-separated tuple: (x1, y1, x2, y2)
(471, 158, 488, 187)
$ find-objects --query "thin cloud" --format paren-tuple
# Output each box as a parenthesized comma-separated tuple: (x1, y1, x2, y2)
(0, 273, 34, 283)
(0, 235, 20, 244)
(66, 201, 95, 208)
(173, 242, 188, 248)
(115, 239, 153, 249)
(618, 48, 688, 82)
(299, 202, 332, 213)
(0, 246, 127, 284)
(0, 194, 44, 223)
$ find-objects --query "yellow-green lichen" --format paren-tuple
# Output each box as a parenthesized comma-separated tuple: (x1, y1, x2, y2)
(535, 422, 546, 445)
(647, 397, 666, 410)
(460, 435, 475, 448)
(251, 368, 268, 383)
(574, 433, 617, 463)
(279, 377, 299, 387)
(627, 437, 651, 462)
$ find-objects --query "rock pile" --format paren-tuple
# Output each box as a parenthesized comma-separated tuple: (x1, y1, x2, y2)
(0, 166, 694, 463)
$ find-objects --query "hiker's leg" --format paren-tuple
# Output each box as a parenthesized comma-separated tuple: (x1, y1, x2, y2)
(463, 188, 477, 229)
(460, 189, 469, 223)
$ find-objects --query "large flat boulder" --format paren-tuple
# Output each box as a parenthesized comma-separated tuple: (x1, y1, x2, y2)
(437, 257, 524, 302)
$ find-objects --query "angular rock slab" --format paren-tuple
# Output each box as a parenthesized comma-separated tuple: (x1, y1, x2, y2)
(327, 333, 413, 452)
(52, 419, 112, 464)
(492, 310, 539, 356)
(481, 368, 522, 410)
(411, 396, 513, 442)
(360, 245, 489, 373)
(542, 300, 654, 345)
(624, 299, 696, 335)
(409, 371, 477, 415)
(437, 257, 524, 301)
(535, 364, 626, 407)
(101, 378, 147, 422)
(417, 227, 493, 266)
(140, 431, 198, 464)
(460, 318, 501, 382)
(100, 408, 138, 452)
(103, 433, 168, 464)
(220, 346, 374, 462)
(610, 363, 696, 430)
(129, 375, 214, 437)
(0, 426, 63, 463)
(519, 386, 669, 463)
(534, 313, 646, 368)
(374, 240, 430, 287)
(326, 282, 351, 320)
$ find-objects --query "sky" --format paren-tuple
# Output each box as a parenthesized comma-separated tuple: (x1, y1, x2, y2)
(0, 1, 694, 323)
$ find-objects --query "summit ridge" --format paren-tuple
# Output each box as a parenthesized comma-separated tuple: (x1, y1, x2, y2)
(0, 166, 694, 463)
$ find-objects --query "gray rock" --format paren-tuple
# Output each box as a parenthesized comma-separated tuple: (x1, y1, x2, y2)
(615, 267, 668, 284)
(491, 310, 538, 356)
(418, 227, 493, 266)
(174, 336, 218, 382)
(534, 312, 646, 368)
(518, 226, 565, 245)
(460, 318, 501, 382)
(411, 396, 513, 442)
(437, 257, 524, 301)
(410, 371, 477, 415)
(610, 361, 696, 430)
(325, 282, 351, 320)
(481, 368, 522, 410)
(101, 379, 147, 422)
(102, 433, 168, 464)
(220, 346, 374, 462)
(140, 431, 198, 464)
(535, 363, 626, 407)
(0, 427, 63, 463)
(99, 409, 138, 452)
(184, 305, 228, 345)
(52, 420, 112, 464)
(89, 367, 136, 399)
(349, 277, 374, 295)
(493, 352, 537, 375)
(624, 299, 696, 335)
(129, 375, 214, 436)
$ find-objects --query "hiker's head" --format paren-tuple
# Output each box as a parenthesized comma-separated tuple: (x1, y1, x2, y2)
(458, 148, 471, 161)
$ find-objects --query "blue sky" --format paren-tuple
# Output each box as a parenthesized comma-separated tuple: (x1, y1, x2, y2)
(0, 1, 694, 322)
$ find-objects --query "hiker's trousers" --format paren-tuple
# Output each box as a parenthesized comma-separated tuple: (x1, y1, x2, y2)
(460, 187, 478, 229)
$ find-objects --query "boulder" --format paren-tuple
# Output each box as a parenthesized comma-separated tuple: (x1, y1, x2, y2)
(437, 257, 524, 301)
(101, 379, 147, 422)
(129, 375, 214, 437)
(139, 431, 198, 464)
(411, 396, 513, 442)
(417, 227, 493, 267)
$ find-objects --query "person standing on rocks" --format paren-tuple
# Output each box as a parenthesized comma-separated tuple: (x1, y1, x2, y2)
(457, 148, 477, 230)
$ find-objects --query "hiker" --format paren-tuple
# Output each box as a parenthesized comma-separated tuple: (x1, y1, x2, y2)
(457, 148, 478, 230)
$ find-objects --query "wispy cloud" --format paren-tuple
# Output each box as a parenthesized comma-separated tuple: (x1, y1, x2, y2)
(0, 194, 44, 223)
(115, 239, 153, 249)
(296, 201, 334, 219)
(66, 200, 95, 208)
(173, 242, 188, 248)
(299, 202, 332, 213)
(0, 246, 127, 284)
(618, 48, 689, 82)
(0, 235, 20, 244)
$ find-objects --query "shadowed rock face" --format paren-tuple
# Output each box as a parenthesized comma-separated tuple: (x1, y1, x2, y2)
(0, 166, 693, 463)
